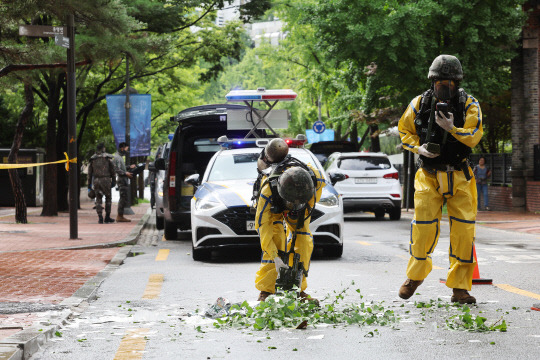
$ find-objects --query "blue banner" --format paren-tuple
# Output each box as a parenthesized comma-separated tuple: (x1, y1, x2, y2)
(305, 129, 335, 143)
(106, 94, 151, 157)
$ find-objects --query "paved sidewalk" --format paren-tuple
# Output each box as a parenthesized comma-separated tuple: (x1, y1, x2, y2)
(0, 197, 151, 359)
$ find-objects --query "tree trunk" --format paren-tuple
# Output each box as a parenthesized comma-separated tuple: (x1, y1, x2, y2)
(350, 121, 359, 151)
(57, 89, 69, 211)
(369, 124, 381, 152)
(41, 73, 63, 216)
(8, 83, 34, 224)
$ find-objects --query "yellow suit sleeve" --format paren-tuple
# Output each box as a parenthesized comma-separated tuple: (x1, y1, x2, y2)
(309, 164, 326, 203)
(398, 95, 422, 154)
(255, 182, 280, 259)
(448, 95, 483, 148)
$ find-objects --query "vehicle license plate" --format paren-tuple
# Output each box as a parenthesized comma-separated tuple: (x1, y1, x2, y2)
(355, 178, 377, 184)
(246, 221, 256, 231)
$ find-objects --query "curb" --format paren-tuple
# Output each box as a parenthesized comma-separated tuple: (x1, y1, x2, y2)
(0, 208, 152, 360)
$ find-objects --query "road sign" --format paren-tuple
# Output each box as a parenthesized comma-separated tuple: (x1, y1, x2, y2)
(313, 120, 326, 134)
(19, 25, 65, 37)
(54, 34, 70, 48)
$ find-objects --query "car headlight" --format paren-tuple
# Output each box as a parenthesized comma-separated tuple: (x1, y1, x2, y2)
(195, 197, 222, 211)
(318, 193, 339, 207)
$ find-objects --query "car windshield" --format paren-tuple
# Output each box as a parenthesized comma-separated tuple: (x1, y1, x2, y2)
(338, 157, 391, 170)
(207, 150, 319, 181)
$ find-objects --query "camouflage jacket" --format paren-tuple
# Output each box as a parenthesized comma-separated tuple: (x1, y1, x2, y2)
(112, 152, 128, 177)
(88, 151, 115, 179)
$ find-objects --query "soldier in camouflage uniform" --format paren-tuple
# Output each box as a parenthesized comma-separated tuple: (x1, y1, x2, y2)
(112, 142, 135, 222)
(88, 143, 116, 224)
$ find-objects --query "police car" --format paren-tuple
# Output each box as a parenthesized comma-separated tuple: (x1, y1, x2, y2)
(188, 138, 344, 261)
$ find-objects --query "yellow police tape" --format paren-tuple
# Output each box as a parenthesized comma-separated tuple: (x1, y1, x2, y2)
(0, 152, 77, 171)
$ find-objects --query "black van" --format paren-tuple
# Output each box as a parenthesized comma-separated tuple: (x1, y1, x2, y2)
(155, 104, 267, 240)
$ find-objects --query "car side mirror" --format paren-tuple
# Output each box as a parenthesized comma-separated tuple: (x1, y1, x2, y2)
(155, 158, 166, 171)
(148, 162, 157, 172)
(329, 172, 347, 186)
(185, 173, 200, 187)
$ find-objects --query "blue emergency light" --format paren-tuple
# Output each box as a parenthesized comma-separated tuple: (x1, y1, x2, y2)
(226, 88, 297, 102)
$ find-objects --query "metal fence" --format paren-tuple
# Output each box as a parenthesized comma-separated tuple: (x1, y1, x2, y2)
(395, 153, 512, 186)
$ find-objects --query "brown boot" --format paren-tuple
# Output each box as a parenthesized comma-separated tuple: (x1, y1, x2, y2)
(258, 291, 272, 301)
(451, 289, 476, 304)
(299, 291, 320, 306)
(398, 278, 424, 299)
(116, 215, 131, 223)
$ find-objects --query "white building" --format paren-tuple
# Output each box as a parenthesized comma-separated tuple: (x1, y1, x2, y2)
(215, 0, 285, 47)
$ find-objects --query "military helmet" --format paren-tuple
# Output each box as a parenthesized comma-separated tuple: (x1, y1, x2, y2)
(428, 55, 463, 81)
(88, 188, 96, 200)
(265, 138, 289, 163)
(277, 167, 314, 210)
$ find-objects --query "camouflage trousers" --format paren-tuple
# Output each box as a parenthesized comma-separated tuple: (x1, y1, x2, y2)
(94, 177, 112, 215)
(117, 176, 129, 216)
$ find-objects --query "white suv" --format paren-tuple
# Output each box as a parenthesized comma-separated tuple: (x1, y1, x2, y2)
(324, 152, 402, 220)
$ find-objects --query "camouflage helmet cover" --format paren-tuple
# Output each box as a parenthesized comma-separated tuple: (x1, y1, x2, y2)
(265, 138, 289, 163)
(428, 55, 463, 81)
(277, 166, 314, 209)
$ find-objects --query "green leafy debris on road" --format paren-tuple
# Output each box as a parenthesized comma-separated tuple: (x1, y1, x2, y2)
(408, 299, 508, 333)
(213, 283, 397, 331)
(446, 306, 507, 332)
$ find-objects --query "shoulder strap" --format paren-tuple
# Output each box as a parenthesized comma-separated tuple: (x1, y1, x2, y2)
(414, 89, 433, 126)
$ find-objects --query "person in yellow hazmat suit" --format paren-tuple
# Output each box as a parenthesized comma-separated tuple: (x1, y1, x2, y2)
(253, 139, 325, 303)
(397, 54, 483, 304)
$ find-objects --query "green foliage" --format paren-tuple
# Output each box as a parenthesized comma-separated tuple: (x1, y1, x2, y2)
(305, 0, 527, 104)
(213, 285, 398, 331)
(446, 305, 507, 332)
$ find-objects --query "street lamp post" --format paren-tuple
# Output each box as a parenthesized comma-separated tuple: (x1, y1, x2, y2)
(123, 55, 135, 215)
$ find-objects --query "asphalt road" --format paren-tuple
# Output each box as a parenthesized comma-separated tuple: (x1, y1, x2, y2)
(29, 211, 540, 359)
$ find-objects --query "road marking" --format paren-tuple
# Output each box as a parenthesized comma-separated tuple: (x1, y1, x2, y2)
(396, 254, 408, 260)
(356, 241, 373, 246)
(433, 265, 444, 270)
(495, 284, 540, 300)
(113, 328, 149, 360)
(155, 249, 169, 261)
(142, 274, 164, 299)
(161, 235, 166, 241)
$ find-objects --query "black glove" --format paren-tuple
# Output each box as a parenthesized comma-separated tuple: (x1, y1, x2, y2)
(111, 178, 116, 188)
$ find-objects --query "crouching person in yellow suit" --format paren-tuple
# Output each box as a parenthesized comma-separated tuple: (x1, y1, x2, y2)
(252, 139, 325, 303)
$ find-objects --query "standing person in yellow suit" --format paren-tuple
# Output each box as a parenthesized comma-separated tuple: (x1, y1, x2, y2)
(253, 139, 325, 303)
(398, 55, 483, 304)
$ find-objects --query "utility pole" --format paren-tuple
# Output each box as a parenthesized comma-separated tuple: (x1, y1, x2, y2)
(67, 14, 78, 239)
(124, 55, 134, 214)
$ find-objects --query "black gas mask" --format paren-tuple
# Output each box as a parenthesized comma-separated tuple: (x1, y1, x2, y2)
(433, 79, 458, 101)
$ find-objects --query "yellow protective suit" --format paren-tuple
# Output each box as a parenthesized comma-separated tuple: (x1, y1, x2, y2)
(398, 93, 483, 290)
(254, 166, 325, 293)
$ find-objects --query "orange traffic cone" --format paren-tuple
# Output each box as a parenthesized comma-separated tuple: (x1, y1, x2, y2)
(440, 245, 492, 285)
(471, 246, 492, 285)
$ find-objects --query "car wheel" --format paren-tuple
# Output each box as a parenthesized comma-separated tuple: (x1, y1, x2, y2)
(164, 220, 177, 240)
(374, 209, 385, 219)
(389, 208, 401, 220)
(324, 244, 343, 258)
(192, 243, 210, 261)
(155, 214, 164, 230)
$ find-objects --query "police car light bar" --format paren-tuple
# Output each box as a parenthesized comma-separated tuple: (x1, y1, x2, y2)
(225, 88, 297, 102)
